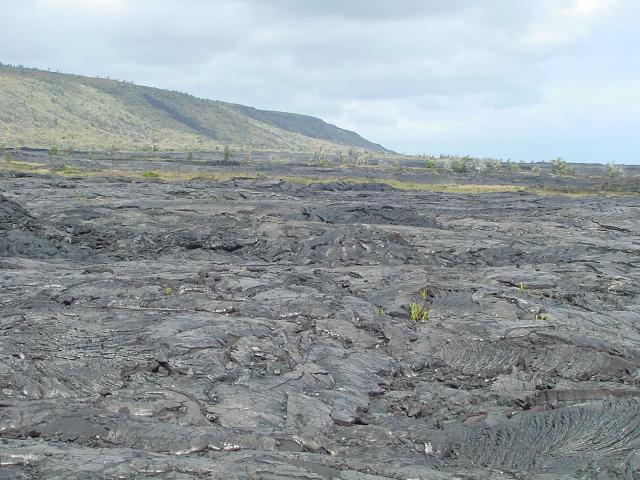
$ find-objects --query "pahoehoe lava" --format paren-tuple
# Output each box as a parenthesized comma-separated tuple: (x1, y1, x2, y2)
(1, 151, 639, 479)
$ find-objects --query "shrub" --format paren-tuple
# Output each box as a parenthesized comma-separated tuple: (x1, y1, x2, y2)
(550, 157, 575, 176)
(424, 158, 439, 172)
(223, 145, 234, 162)
(450, 156, 474, 174)
(142, 171, 160, 179)
(506, 161, 520, 172)
(312, 149, 326, 163)
(49, 146, 59, 156)
(605, 162, 625, 178)
(348, 148, 362, 164)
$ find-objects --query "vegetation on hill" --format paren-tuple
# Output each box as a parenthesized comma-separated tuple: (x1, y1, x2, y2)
(0, 64, 388, 152)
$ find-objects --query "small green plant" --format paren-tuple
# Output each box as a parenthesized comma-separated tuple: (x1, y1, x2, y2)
(374, 306, 385, 316)
(535, 312, 550, 321)
(419, 288, 429, 299)
(48, 146, 59, 156)
(409, 302, 429, 322)
(518, 282, 527, 291)
(142, 171, 160, 179)
(163, 286, 174, 296)
(223, 145, 234, 162)
(550, 157, 575, 176)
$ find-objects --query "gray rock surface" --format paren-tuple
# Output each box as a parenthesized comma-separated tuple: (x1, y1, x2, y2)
(1, 153, 639, 478)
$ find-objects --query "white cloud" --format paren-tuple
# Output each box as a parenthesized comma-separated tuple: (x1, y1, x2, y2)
(522, 0, 621, 50)
(37, 0, 126, 12)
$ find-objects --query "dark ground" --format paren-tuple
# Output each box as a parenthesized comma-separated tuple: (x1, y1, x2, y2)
(1, 151, 640, 479)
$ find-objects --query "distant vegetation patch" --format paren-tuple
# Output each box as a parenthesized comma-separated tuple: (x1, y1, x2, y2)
(1, 160, 637, 197)
(418, 155, 521, 175)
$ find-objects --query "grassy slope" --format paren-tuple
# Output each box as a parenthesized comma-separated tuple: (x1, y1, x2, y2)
(0, 66, 387, 152)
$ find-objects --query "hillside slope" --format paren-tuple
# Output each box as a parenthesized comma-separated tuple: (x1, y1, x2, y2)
(0, 65, 388, 152)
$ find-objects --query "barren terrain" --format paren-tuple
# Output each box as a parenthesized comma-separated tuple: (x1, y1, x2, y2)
(1, 151, 639, 479)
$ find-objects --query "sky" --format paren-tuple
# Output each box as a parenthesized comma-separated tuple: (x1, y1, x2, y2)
(1, 0, 639, 163)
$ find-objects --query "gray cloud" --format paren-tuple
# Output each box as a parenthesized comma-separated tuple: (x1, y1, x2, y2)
(0, 0, 638, 163)
(251, 0, 481, 20)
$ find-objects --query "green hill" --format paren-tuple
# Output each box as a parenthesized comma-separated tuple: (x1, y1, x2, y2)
(0, 65, 388, 152)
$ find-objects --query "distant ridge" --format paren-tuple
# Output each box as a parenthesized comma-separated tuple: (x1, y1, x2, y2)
(0, 64, 389, 152)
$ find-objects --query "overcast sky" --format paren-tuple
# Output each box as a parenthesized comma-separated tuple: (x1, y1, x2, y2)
(2, 0, 639, 163)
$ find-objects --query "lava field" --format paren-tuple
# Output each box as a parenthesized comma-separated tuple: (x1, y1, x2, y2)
(1, 152, 640, 479)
